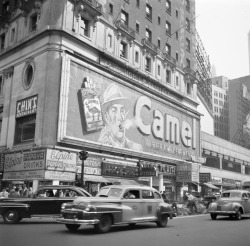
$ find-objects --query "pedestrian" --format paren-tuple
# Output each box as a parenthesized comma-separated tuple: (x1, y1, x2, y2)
(186, 192, 197, 214)
(28, 187, 33, 198)
(12, 187, 21, 198)
(0, 188, 9, 198)
(22, 184, 29, 197)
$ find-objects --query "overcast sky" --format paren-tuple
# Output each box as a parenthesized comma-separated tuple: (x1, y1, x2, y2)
(195, 0, 250, 79)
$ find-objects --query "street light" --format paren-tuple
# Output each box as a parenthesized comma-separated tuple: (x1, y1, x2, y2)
(79, 149, 89, 188)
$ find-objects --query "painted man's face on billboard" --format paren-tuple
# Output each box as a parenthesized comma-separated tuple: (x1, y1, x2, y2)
(105, 104, 127, 141)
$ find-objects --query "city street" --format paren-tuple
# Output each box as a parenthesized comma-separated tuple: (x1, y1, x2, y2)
(0, 215, 250, 246)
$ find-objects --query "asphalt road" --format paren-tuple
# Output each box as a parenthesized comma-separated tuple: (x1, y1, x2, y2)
(0, 215, 250, 246)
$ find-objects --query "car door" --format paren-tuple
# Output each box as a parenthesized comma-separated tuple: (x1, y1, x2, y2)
(242, 192, 250, 213)
(141, 189, 158, 220)
(30, 189, 58, 216)
(121, 189, 143, 222)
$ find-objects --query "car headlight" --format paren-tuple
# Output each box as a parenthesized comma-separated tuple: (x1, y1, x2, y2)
(61, 203, 66, 210)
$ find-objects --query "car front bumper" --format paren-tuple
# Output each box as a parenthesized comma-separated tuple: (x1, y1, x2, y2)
(209, 211, 236, 216)
(57, 217, 99, 225)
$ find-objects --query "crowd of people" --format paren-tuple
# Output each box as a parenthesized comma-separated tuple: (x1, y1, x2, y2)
(0, 185, 33, 198)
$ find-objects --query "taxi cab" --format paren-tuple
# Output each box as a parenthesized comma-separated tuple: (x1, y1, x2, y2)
(57, 185, 174, 233)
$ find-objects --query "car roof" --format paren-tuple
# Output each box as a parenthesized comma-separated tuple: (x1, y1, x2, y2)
(222, 189, 249, 193)
(38, 185, 83, 189)
(100, 184, 159, 191)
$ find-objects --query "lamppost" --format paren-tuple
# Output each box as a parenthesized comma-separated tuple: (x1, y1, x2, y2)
(79, 149, 89, 188)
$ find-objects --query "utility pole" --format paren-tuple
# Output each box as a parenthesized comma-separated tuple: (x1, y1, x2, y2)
(79, 149, 89, 188)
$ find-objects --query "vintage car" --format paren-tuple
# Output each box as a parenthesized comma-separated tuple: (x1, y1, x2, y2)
(208, 189, 250, 220)
(0, 185, 91, 224)
(57, 184, 174, 233)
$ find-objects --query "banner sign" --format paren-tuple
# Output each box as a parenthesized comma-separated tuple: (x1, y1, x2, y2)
(102, 162, 138, 178)
(0, 153, 4, 171)
(4, 150, 46, 172)
(3, 170, 45, 180)
(44, 170, 75, 181)
(139, 167, 156, 177)
(46, 149, 77, 172)
(176, 162, 199, 183)
(16, 95, 38, 118)
(199, 173, 211, 183)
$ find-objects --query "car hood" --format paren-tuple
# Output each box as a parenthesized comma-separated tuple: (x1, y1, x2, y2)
(216, 198, 240, 205)
(72, 197, 122, 205)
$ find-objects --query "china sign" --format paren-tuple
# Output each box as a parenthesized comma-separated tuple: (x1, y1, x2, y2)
(16, 95, 38, 118)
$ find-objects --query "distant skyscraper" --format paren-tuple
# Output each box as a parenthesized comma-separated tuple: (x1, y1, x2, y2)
(211, 65, 217, 78)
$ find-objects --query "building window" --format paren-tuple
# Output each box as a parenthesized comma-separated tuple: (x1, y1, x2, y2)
(176, 76, 179, 87)
(108, 34, 112, 48)
(166, 70, 171, 83)
(146, 4, 152, 21)
(186, 58, 190, 68)
(135, 51, 139, 63)
(158, 65, 161, 76)
(2, 1, 9, 15)
(0, 106, 2, 138)
(186, 0, 190, 12)
(187, 82, 192, 95)
(186, 38, 190, 52)
(166, 0, 171, 14)
(165, 43, 171, 56)
(23, 63, 35, 90)
(176, 52, 178, 61)
(80, 17, 89, 37)
(175, 32, 178, 40)
(158, 38, 161, 48)
(176, 9, 178, 18)
(136, 23, 139, 33)
(146, 28, 152, 42)
(0, 34, 5, 50)
(121, 10, 129, 25)
(120, 41, 128, 59)
(10, 28, 15, 42)
(145, 57, 151, 72)
(0, 75, 3, 96)
(109, 4, 113, 15)
(136, 0, 140, 8)
(166, 21, 171, 36)
(30, 13, 38, 32)
(15, 115, 36, 144)
(186, 18, 190, 32)
(158, 16, 161, 25)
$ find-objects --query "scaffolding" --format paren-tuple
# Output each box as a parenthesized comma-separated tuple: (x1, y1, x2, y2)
(195, 30, 212, 110)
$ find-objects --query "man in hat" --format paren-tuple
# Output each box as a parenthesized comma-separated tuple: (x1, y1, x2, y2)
(98, 83, 143, 151)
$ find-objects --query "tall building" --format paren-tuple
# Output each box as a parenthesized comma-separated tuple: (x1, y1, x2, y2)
(0, 0, 202, 199)
(248, 30, 250, 75)
(211, 76, 230, 140)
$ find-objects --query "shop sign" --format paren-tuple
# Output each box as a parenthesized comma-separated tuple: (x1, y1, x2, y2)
(44, 171, 75, 181)
(211, 176, 222, 184)
(157, 164, 176, 175)
(139, 167, 156, 177)
(222, 178, 238, 185)
(190, 155, 206, 164)
(84, 156, 102, 175)
(176, 162, 199, 183)
(0, 153, 4, 171)
(3, 170, 45, 180)
(16, 95, 38, 118)
(102, 162, 138, 178)
(199, 173, 211, 183)
(46, 149, 77, 172)
(4, 150, 46, 172)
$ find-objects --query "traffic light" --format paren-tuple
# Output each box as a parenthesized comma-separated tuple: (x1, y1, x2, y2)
(79, 149, 89, 161)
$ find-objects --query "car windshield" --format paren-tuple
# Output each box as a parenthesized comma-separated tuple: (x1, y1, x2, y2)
(96, 188, 122, 198)
(221, 192, 241, 198)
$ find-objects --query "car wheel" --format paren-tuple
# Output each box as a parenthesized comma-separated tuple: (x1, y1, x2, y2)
(156, 214, 168, 227)
(235, 210, 242, 220)
(94, 214, 112, 233)
(3, 209, 20, 224)
(210, 213, 217, 220)
(65, 224, 81, 231)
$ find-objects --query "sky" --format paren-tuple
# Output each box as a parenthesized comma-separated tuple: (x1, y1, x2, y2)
(195, 0, 250, 79)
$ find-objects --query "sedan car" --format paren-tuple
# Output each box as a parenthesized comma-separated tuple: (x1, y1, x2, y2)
(57, 184, 174, 233)
(208, 189, 250, 220)
(0, 185, 91, 224)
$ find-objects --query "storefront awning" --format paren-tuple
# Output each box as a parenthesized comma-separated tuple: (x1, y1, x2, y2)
(203, 183, 220, 190)
(83, 175, 110, 183)
(105, 177, 140, 185)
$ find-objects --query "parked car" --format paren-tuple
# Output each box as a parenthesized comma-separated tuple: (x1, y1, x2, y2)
(57, 184, 174, 233)
(0, 185, 91, 224)
(208, 189, 250, 220)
